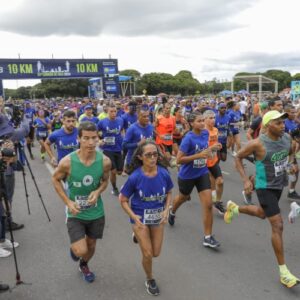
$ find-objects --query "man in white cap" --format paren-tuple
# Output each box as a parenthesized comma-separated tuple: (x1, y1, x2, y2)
(224, 110, 300, 288)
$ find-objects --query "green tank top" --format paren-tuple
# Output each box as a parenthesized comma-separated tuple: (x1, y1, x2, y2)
(255, 133, 290, 190)
(67, 151, 104, 220)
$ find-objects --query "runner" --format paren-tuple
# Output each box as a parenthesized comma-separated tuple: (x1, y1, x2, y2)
(122, 108, 154, 172)
(98, 105, 124, 196)
(168, 112, 221, 248)
(44, 110, 79, 167)
(172, 107, 189, 157)
(52, 121, 111, 283)
(215, 102, 230, 162)
(224, 110, 300, 288)
(33, 109, 51, 161)
(122, 101, 138, 130)
(119, 141, 173, 296)
(204, 110, 225, 215)
(24, 101, 36, 159)
(284, 105, 300, 200)
(227, 101, 242, 156)
(80, 105, 99, 125)
(155, 102, 176, 162)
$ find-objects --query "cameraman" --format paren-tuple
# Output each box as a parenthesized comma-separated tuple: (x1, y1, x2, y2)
(0, 103, 30, 236)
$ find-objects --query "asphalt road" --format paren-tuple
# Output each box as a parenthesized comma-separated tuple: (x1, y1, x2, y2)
(1, 140, 300, 300)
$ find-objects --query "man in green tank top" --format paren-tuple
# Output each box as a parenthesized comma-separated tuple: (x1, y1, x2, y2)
(52, 121, 111, 283)
(224, 110, 300, 288)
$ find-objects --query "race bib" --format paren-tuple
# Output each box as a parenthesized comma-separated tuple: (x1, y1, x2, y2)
(176, 124, 183, 132)
(233, 123, 240, 129)
(218, 131, 227, 137)
(163, 133, 172, 141)
(38, 131, 47, 137)
(143, 207, 164, 225)
(274, 158, 288, 177)
(104, 136, 115, 145)
(75, 195, 95, 211)
(193, 158, 207, 168)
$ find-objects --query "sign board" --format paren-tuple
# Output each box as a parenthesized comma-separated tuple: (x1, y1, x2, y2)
(0, 58, 119, 97)
(291, 80, 300, 100)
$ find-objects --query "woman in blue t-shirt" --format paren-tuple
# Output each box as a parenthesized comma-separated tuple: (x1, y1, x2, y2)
(33, 109, 51, 161)
(119, 141, 173, 296)
(227, 101, 242, 156)
(168, 112, 222, 248)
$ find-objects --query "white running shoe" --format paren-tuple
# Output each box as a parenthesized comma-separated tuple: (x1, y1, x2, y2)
(0, 247, 11, 258)
(0, 239, 19, 249)
(288, 202, 300, 224)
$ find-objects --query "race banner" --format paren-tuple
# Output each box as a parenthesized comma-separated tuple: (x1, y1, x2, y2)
(0, 58, 118, 79)
(291, 80, 300, 100)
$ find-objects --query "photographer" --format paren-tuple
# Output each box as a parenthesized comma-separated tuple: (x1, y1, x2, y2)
(0, 102, 30, 237)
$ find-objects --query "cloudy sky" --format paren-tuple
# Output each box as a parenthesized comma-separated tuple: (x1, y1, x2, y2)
(0, 0, 299, 88)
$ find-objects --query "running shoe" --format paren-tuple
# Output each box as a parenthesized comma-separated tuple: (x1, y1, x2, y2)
(111, 188, 120, 197)
(0, 248, 11, 258)
(0, 239, 19, 249)
(288, 202, 300, 224)
(242, 191, 253, 205)
(224, 200, 239, 224)
(132, 233, 138, 244)
(288, 191, 300, 200)
(79, 261, 95, 283)
(168, 209, 176, 226)
(145, 279, 160, 296)
(280, 271, 300, 288)
(203, 235, 220, 248)
(231, 151, 237, 157)
(41, 153, 45, 161)
(70, 248, 80, 262)
(214, 201, 225, 215)
(0, 283, 9, 293)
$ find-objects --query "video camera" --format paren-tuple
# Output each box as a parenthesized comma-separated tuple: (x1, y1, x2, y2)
(4, 104, 24, 128)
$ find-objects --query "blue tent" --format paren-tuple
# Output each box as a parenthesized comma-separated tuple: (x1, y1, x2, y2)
(119, 75, 132, 82)
(219, 90, 233, 96)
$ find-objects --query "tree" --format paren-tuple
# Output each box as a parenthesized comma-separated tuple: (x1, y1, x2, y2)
(119, 69, 141, 80)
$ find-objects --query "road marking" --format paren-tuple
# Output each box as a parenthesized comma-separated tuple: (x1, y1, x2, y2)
(222, 171, 230, 175)
(45, 162, 54, 175)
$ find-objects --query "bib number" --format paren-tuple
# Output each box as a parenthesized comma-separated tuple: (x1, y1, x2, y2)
(176, 124, 183, 132)
(218, 131, 227, 137)
(38, 131, 47, 137)
(274, 158, 288, 177)
(75, 195, 94, 211)
(143, 207, 164, 225)
(193, 158, 207, 168)
(104, 136, 115, 145)
(163, 133, 172, 141)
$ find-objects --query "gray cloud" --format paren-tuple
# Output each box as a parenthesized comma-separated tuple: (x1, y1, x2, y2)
(202, 52, 300, 74)
(0, 0, 257, 38)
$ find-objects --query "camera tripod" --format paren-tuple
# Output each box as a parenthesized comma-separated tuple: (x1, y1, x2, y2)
(0, 160, 23, 285)
(16, 142, 51, 222)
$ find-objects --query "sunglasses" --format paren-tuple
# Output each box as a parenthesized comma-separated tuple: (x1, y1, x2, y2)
(143, 151, 158, 158)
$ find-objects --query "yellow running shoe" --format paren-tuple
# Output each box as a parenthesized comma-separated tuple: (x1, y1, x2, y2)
(224, 200, 239, 224)
(280, 271, 300, 288)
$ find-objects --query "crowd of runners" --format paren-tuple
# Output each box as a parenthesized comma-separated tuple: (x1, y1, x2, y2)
(1, 93, 300, 294)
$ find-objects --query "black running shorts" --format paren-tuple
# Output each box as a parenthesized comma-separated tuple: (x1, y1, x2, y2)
(256, 189, 282, 218)
(67, 216, 105, 244)
(103, 151, 123, 172)
(208, 163, 222, 179)
(178, 173, 211, 196)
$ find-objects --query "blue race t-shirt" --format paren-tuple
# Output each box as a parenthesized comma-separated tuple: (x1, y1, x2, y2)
(98, 117, 124, 152)
(228, 110, 241, 134)
(178, 130, 209, 180)
(285, 119, 298, 134)
(122, 113, 138, 131)
(215, 113, 230, 144)
(123, 122, 154, 165)
(48, 127, 79, 162)
(120, 166, 173, 224)
(80, 116, 99, 125)
(24, 108, 36, 126)
(33, 117, 50, 138)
